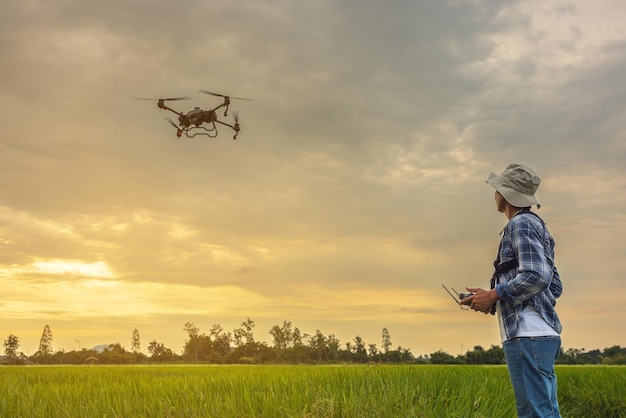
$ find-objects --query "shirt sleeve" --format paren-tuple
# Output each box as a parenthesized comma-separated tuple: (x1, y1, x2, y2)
(495, 217, 553, 305)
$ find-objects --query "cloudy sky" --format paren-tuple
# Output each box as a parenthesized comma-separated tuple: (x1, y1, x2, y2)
(1, 0, 624, 357)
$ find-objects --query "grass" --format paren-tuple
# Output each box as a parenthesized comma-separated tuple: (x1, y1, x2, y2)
(0, 365, 624, 417)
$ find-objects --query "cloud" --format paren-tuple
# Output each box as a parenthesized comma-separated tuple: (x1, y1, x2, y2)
(1, 0, 625, 354)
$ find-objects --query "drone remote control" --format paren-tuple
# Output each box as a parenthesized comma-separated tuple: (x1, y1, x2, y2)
(442, 284, 475, 309)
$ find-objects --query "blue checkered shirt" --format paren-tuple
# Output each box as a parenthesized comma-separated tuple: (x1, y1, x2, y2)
(492, 211, 563, 341)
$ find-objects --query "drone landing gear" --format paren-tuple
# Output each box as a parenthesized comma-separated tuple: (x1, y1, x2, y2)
(183, 124, 218, 138)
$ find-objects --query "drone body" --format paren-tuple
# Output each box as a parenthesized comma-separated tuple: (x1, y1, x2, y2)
(135, 90, 251, 139)
(185, 107, 216, 126)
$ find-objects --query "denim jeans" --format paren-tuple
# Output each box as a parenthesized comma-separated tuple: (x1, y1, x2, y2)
(503, 336, 561, 418)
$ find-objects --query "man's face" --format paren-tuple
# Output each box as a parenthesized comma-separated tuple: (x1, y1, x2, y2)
(495, 191, 506, 213)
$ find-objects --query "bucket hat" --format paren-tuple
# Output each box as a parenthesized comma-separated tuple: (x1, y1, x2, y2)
(486, 163, 541, 208)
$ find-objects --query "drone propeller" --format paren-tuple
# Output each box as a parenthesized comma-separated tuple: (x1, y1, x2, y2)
(164, 117, 183, 138)
(164, 117, 179, 128)
(232, 111, 241, 140)
(198, 89, 253, 101)
(133, 96, 191, 101)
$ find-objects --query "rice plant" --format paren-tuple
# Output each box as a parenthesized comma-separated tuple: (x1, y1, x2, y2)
(0, 365, 623, 417)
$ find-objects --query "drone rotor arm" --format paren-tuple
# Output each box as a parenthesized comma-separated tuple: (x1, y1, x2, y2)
(161, 105, 184, 116)
(214, 120, 234, 129)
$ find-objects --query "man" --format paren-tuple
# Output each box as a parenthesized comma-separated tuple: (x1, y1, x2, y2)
(461, 163, 563, 418)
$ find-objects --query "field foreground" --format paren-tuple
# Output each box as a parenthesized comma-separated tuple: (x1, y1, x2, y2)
(1, 365, 624, 417)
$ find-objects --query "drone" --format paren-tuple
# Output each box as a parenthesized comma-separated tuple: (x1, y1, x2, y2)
(134, 89, 251, 139)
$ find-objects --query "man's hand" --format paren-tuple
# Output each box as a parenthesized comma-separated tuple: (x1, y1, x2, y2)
(460, 287, 499, 313)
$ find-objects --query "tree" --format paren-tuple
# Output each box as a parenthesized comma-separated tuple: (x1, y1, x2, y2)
(131, 329, 141, 353)
(368, 343, 379, 359)
(401, 347, 414, 363)
(147, 340, 174, 362)
(600, 345, 626, 365)
(352, 335, 367, 363)
(307, 330, 327, 361)
(210, 324, 232, 358)
(381, 328, 392, 354)
(326, 334, 340, 361)
(35, 325, 53, 363)
(3, 334, 20, 364)
(429, 350, 460, 364)
(233, 318, 256, 358)
(183, 322, 200, 339)
(484, 345, 504, 364)
(292, 327, 304, 347)
(100, 343, 134, 364)
(269, 321, 293, 350)
(183, 322, 204, 361)
(186, 334, 213, 361)
(234, 318, 255, 345)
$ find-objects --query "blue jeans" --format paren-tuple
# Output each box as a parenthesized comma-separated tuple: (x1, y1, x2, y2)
(503, 336, 561, 418)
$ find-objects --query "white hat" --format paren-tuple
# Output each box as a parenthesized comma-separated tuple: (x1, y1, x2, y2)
(486, 163, 541, 208)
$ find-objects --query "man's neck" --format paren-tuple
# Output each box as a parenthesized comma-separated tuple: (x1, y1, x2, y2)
(504, 205, 524, 220)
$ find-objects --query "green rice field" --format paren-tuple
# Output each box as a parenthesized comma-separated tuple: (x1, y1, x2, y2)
(1, 365, 624, 417)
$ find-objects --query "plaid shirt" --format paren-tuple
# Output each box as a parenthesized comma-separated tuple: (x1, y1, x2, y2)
(492, 210, 563, 341)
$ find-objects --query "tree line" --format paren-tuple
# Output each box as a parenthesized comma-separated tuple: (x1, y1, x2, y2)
(2, 320, 625, 365)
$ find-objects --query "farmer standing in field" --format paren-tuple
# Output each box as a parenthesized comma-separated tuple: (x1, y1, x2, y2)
(461, 163, 563, 418)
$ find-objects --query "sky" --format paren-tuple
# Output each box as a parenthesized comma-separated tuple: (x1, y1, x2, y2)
(1, 0, 625, 357)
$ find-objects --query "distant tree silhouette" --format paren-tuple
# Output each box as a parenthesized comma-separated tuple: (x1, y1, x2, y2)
(465, 345, 504, 364)
(234, 318, 256, 346)
(35, 325, 53, 364)
(209, 324, 232, 359)
(233, 318, 256, 359)
(269, 321, 293, 350)
(147, 340, 174, 362)
(131, 329, 141, 353)
(3, 334, 20, 364)
(182, 322, 202, 361)
(368, 343, 378, 358)
(307, 330, 327, 362)
(15, 319, 625, 366)
(430, 350, 461, 364)
(352, 335, 368, 363)
(382, 328, 392, 354)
